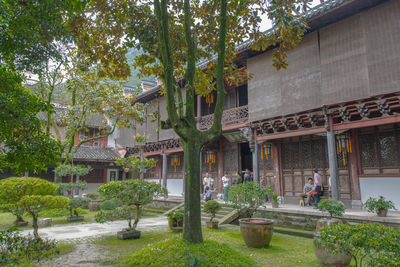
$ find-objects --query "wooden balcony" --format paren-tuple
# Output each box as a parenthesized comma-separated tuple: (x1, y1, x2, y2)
(198, 105, 248, 131)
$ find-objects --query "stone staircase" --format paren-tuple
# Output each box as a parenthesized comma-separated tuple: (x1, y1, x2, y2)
(200, 201, 238, 225)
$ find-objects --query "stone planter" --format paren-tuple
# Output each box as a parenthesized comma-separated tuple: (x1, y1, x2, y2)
(168, 218, 183, 232)
(15, 220, 29, 227)
(67, 216, 84, 222)
(272, 202, 279, 208)
(313, 218, 351, 267)
(206, 220, 219, 229)
(377, 208, 387, 217)
(89, 200, 103, 211)
(117, 230, 141, 240)
(171, 226, 183, 232)
(239, 218, 274, 248)
(38, 218, 52, 227)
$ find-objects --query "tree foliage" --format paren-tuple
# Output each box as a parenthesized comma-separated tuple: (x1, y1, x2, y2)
(96, 180, 166, 231)
(317, 199, 346, 217)
(0, 177, 69, 239)
(317, 223, 400, 267)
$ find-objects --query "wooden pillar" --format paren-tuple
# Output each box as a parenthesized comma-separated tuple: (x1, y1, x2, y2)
(274, 141, 283, 197)
(349, 129, 361, 200)
(252, 140, 259, 183)
(122, 171, 126, 181)
(196, 95, 201, 129)
(218, 140, 224, 192)
(162, 149, 168, 190)
(327, 131, 340, 200)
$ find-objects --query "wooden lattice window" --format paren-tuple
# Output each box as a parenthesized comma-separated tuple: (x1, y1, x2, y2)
(359, 126, 400, 171)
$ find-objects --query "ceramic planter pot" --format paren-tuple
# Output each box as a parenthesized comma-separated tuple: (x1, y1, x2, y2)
(67, 216, 84, 222)
(377, 208, 387, 217)
(206, 220, 219, 229)
(117, 230, 141, 240)
(272, 202, 279, 208)
(313, 218, 351, 267)
(239, 218, 274, 248)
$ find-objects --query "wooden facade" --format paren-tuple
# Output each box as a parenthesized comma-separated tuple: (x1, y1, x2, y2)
(127, 0, 400, 207)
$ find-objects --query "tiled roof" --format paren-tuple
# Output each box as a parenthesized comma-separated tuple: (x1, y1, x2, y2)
(73, 146, 121, 161)
(38, 106, 109, 128)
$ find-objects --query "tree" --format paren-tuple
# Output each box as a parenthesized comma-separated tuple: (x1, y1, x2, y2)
(0, 0, 86, 174)
(0, 177, 69, 239)
(95, 180, 166, 232)
(75, 0, 315, 243)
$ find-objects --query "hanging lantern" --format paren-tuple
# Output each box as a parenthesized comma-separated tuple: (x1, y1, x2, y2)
(261, 143, 273, 160)
(336, 133, 352, 166)
(205, 93, 214, 107)
(204, 151, 216, 171)
(170, 155, 181, 172)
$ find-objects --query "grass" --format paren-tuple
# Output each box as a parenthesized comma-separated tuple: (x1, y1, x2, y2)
(91, 227, 321, 266)
(0, 210, 161, 231)
(57, 242, 76, 255)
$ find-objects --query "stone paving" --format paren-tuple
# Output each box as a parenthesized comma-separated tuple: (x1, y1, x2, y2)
(20, 215, 168, 242)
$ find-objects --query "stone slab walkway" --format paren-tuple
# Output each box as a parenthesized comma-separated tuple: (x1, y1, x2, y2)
(20, 215, 168, 241)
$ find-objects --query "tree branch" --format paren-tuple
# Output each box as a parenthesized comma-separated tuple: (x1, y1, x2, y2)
(201, 0, 228, 143)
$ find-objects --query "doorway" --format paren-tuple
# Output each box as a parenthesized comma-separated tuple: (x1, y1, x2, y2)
(240, 142, 252, 173)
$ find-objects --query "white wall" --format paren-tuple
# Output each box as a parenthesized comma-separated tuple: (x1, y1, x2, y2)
(359, 177, 400, 209)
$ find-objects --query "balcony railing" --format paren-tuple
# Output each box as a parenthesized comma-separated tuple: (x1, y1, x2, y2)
(198, 105, 248, 130)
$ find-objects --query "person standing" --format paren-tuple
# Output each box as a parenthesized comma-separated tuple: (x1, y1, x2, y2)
(221, 172, 230, 201)
(312, 168, 322, 208)
(203, 172, 214, 191)
(243, 169, 252, 183)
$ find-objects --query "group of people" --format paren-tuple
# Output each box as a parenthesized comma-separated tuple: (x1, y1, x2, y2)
(299, 168, 324, 208)
(203, 169, 255, 202)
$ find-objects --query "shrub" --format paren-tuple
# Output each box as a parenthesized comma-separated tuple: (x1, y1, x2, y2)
(317, 199, 346, 217)
(166, 209, 184, 227)
(100, 199, 122, 210)
(118, 237, 256, 267)
(96, 180, 166, 232)
(86, 193, 99, 200)
(69, 197, 90, 216)
(227, 182, 269, 217)
(0, 177, 69, 239)
(363, 196, 396, 213)
(203, 200, 221, 222)
(0, 229, 59, 266)
(317, 223, 400, 267)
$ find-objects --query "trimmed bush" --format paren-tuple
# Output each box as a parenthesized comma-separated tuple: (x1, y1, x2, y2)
(100, 199, 122, 210)
(118, 237, 256, 267)
(317, 199, 346, 217)
(203, 200, 222, 222)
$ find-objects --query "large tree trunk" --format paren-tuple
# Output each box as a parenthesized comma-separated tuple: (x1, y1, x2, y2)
(182, 139, 202, 243)
(32, 214, 40, 239)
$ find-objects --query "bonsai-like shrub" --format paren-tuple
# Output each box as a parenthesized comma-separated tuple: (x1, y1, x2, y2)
(227, 182, 269, 218)
(317, 223, 400, 267)
(363, 196, 396, 214)
(0, 177, 69, 239)
(0, 229, 59, 266)
(203, 200, 222, 222)
(317, 199, 346, 217)
(86, 193, 99, 200)
(69, 198, 89, 217)
(271, 192, 279, 203)
(166, 209, 184, 228)
(95, 180, 166, 232)
(100, 199, 122, 210)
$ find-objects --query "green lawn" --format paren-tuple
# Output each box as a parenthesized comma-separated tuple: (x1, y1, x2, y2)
(92, 227, 321, 266)
(0, 209, 162, 231)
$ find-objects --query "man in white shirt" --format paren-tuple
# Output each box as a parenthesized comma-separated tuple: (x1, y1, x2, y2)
(222, 172, 230, 201)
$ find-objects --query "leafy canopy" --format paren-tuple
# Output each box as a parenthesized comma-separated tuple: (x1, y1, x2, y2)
(317, 199, 346, 217)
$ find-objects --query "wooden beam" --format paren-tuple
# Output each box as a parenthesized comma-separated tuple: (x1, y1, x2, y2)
(332, 114, 400, 131)
(256, 127, 326, 141)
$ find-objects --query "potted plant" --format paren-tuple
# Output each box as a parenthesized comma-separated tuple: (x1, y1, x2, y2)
(95, 179, 166, 239)
(314, 199, 351, 266)
(363, 196, 396, 217)
(271, 193, 279, 208)
(203, 200, 222, 229)
(67, 197, 88, 221)
(166, 209, 184, 232)
(227, 182, 272, 248)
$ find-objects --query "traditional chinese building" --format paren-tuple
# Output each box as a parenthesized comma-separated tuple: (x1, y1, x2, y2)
(125, 0, 400, 207)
